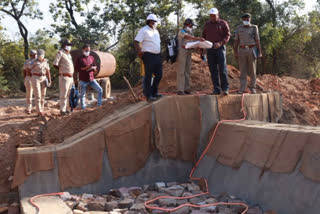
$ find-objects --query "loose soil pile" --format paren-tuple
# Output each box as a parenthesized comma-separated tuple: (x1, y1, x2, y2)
(0, 54, 319, 201)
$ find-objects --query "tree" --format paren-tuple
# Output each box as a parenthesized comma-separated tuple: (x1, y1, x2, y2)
(49, 0, 112, 49)
(0, 0, 43, 59)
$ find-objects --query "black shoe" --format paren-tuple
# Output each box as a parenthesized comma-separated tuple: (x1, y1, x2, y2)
(184, 91, 191, 94)
(212, 91, 221, 95)
(177, 91, 185, 95)
(153, 94, 163, 98)
(223, 90, 229, 95)
(147, 96, 157, 102)
(60, 110, 71, 116)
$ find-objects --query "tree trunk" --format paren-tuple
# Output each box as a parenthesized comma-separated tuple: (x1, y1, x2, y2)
(176, 0, 182, 35)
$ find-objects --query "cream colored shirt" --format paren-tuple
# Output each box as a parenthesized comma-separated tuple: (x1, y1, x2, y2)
(234, 24, 260, 46)
(178, 28, 193, 48)
(135, 25, 161, 54)
(30, 59, 50, 75)
(53, 49, 74, 75)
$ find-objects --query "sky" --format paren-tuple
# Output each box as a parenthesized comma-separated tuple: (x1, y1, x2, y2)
(0, 0, 318, 39)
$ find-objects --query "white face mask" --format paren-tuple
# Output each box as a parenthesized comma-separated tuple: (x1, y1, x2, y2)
(243, 21, 250, 26)
(153, 22, 158, 29)
(83, 51, 90, 56)
(38, 55, 44, 61)
(65, 46, 72, 52)
(186, 27, 193, 33)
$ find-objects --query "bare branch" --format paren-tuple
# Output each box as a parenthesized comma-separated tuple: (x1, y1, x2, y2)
(18, 0, 28, 19)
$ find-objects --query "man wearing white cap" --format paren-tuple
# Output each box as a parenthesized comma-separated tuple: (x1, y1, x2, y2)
(134, 14, 162, 102)
(202, 8, 230, 95)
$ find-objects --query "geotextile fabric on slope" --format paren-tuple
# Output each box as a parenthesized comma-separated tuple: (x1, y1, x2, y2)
(12, 152, 54, 188)
(57, 129, 105, 190)
(207, 122, 320, 181)
(154, 96, 201, 161)
(104, 106, 153, 178)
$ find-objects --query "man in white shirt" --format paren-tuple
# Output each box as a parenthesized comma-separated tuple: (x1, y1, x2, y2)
(134, 14, 163, 102)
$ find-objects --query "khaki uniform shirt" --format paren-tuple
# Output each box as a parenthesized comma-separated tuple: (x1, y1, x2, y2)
(234, 24, 260, 46)
(178, 28, 193, 49)
(53, 49, 74, 75)
(30, 59, 50, 75)
(23, 59, 33, 76)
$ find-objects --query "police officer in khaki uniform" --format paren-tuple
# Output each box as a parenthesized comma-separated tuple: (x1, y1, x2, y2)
(53, 39, 74, 115)
(30, 49, 51, 116)
(177, 18, 204, 95)
(23, 50, 37, 114)
(234, 13, 262, 94)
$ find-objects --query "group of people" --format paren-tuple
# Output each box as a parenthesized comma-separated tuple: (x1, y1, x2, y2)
(134, 8, 262, 101)
(23, 40, 103, 116)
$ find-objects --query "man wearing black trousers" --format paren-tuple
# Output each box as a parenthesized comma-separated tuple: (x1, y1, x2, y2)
(134, 14, 163, 102)
(201, 8, 231, 95)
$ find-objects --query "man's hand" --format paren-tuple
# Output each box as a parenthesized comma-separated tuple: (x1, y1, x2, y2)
(48, 81, 52, 88)
(138, 51, 144, 59)
(213, 43, 221, 49)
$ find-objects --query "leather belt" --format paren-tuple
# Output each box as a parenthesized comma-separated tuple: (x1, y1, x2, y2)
(60, 73, 73, 77)
(32, 73, 45, 76)
(240, 44, 256, 49)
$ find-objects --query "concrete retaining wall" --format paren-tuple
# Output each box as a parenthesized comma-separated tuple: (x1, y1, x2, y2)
(19, 93, 311, 213)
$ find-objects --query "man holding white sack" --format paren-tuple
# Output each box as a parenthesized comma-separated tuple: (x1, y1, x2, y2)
(202, 8, 230, 95)
(177, 18, 205, 95)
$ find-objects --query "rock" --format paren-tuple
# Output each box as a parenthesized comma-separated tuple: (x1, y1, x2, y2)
(119, 199, 134, 209)
(110, 189, 122, 198)
(190, 210, 210, 214)
(164, 185, 184, 197)
(66, 200, 80, 210)
(128, 187, 143, 197)
(205, 198, 218, 204)
(148, 191, 166, 200)
(119, 187, 130, 198)
(139, 193, 149, 198)
(228, 199, 246, 213)
(113, 208, 129, 213)
(60, 192, 72, 201)
(176, 199, 188, 206)
(151, 209, 168, 214)
(74, 210, 84, 214)
(247, 206, 263, 214)
(130, 203, 147, 212)
(124, 211, 141, 214)
(143, 184, 155, 192)
(88, 201, 105, 211)
(102, 195, 112, 202)
(167, 182, 178, 187)
(105, 201, 119, 211)
(95, 197, 107, 203)
(109, 212, 122, 214)
(189, 197, 203, 205)
(155, 182, 166, 191)
(171, 206, 190, 214)
(77, 202, 89, 212)
(186, 183, 200, 192)
(200, 205, 217, 212)
(82, 193, 94, 201)
(182, 192, 193, 197)
(217, 207, 232, 214)
(158, 198, 176, 207)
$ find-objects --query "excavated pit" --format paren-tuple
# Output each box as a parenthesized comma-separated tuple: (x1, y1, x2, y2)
(13, 93, 320, 214)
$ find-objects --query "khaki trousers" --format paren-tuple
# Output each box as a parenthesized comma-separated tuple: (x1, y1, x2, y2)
(177, 48, 192, 92)
(59, 76, 73, 112)
(238, 48, 257, 91)
(24, 76, 33, 111)
(31, 76, 47, 113)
